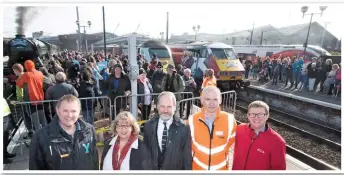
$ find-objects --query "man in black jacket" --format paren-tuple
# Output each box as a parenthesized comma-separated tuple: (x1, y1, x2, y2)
(143, 91, 192, 170)
(105, 64, 131, 118)
(29, 95, 99, 170)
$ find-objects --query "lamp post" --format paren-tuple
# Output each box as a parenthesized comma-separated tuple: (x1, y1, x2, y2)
(260, 30, 267, 45)
(76, 20, 92, 52)
(301, 6, 327, 59)
(160, 32, 164, 41)
(192, 25, 200, 41)
(249, 22, 255, 45)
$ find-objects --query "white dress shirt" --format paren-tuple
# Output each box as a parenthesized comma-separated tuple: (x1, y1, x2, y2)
(143, 82, 151, 105)
(102, 136, 138, 170)
(157, 117, 173, 151)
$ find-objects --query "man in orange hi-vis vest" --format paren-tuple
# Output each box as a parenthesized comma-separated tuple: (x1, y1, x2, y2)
(200, 69, 217, 96)
(188, 86, 237, 170)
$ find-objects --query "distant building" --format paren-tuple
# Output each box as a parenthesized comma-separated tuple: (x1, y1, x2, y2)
(169, 22, 340, 51)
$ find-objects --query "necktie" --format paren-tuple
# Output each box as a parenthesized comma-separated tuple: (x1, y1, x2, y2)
(162, 122, 168, 152)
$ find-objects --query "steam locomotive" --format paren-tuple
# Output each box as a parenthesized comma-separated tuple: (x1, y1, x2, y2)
(5, 34, 60, 69)
(3, 34, 61, 98)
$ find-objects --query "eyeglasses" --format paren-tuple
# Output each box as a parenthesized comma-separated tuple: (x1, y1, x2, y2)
(247, 113, 267, 118)
(116, 125, 131, 129)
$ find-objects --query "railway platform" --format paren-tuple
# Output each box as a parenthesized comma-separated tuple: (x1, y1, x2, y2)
(249, 79, 341, 106)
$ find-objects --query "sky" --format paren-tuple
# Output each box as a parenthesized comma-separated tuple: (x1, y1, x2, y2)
(2, 3, 344, 39)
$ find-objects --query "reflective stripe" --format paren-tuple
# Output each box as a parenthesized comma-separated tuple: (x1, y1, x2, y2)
(193, 156, 227, 170)
(190, 113, 236, 155)
(227, 113, 234, 143)
(3, 98, 11, 117)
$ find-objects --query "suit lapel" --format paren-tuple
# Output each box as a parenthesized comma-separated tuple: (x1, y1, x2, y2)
(151, 118, 160, 163)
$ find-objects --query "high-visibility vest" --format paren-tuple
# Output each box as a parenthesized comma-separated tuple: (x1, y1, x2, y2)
(188, 107, 237, 170)
(200, 77, 217, 96)
(3, 98, 11, 117)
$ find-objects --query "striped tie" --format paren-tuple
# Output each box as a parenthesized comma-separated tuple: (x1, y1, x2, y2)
(162, 122, 168, 152)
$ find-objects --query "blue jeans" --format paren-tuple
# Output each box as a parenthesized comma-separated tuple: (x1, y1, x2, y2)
(300, 74, 308, 89)
(82, 109, 94, 125)
(292, 71, 301, 88)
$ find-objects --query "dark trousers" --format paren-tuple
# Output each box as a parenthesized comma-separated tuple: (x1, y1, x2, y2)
(3, 131, 10, 154)
(245, 69, 250, 79)
(29, 104, 47, 131)
(314, 78, 325, 92)
(179, 93, 193, 119)
(23, 105, 33, 132)
(285, 75, 293, 86)
(140, 105, 152, 121)
(272, 72, 279, 85)
(328, 84, 335, 95)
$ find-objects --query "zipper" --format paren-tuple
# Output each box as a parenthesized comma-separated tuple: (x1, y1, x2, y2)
(49, 145, 52, 156)
(243, 139, 255, 170)
(72, 131, 80, 170)
(198, 118, 216, 170)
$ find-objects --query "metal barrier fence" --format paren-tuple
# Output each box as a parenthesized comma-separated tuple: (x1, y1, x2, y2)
(177, 91, 237, 120)
(113, 92, 194, 121)
(10, 96, 112, 151)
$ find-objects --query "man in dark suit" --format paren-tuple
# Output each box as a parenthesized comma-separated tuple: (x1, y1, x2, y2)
(143, 91, 192, 170)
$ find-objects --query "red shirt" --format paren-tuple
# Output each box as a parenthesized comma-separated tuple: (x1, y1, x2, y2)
(232, 123, 286, 170)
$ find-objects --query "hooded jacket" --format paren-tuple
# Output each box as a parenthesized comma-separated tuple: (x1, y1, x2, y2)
(16, 60, 44, 104)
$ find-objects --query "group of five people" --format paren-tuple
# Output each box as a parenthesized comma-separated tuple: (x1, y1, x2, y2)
(29, 86, 286, 170)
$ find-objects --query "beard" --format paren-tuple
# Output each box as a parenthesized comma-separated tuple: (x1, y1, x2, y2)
(159, 113, 172, 121)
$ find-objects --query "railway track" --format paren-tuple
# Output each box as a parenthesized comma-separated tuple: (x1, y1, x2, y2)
(233, 103, 341, 170)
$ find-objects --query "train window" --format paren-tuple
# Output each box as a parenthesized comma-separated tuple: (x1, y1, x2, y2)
(211, 48, 237, 59)
(200, 48, 208, 58)
(148, 48, 170, 58)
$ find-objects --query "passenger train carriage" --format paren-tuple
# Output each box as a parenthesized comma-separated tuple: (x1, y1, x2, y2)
(232, 44, 332, 63)
(170, 42, 249, 90)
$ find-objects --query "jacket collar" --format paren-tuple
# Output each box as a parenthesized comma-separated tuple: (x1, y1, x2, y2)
(199, 107, 221, 121)
(152, 114, 182, 127)
(109, 135, 139, 149)
(48, 115, 89, 138)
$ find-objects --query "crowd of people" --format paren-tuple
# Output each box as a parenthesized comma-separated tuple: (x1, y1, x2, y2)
(242, 55, 341, 97)
(2, 49, 288, 170)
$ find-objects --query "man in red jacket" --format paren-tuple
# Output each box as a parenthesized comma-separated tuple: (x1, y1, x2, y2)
(232, 101, 286, 170)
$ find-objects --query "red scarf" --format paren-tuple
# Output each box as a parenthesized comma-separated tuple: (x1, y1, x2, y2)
(112, 134, 137, 170)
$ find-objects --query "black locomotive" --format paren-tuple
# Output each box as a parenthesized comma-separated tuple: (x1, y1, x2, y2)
(3, 34, 61, 98)
(6, 34, 60, 69)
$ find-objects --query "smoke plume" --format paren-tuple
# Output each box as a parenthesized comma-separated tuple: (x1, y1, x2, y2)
(15, 6, 40, 35)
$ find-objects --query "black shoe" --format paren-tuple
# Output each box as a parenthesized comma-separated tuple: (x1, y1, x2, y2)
(3, 158, 13, 164)
(5, 152, 16, 159)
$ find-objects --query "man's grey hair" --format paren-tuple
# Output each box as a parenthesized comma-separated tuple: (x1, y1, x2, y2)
(157, 91, 176, 106)
(55, 72, 67, 83)
(201, 86, 221, 101)
(184, 68, 191, 74)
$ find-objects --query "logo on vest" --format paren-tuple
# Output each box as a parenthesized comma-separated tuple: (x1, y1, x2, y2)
(257, 148, 265, 154)
(215, 131, 224, 138)
(82, 143, 90, 154)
